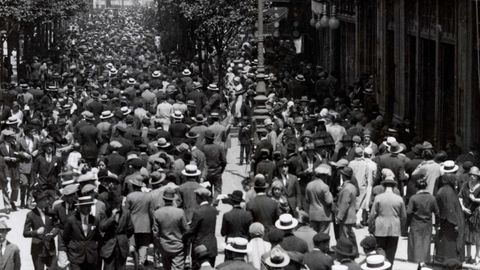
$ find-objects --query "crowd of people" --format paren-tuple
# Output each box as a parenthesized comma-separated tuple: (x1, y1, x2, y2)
(0, 6, 478, 270)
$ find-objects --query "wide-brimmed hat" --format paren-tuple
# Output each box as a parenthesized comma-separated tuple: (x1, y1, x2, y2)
(228, 190, 244, 204)
(46, 85, 58, 92)
(225, 237, 249, 254)
(152, 70, 162, 78)
(470, 166, 480, 177)
(315, 164, 332, 176)
(150, 171, 167, 185)
(100, 110, 114, 119)
(182, 164, 201, 177)
(5, 117, 19, 125)
(128, 175, 144, 187)
(76, 195, 95, 206)
(361, 255, 391, 270)
(186, 131, 199, 139)
(204, 130, 215, 140)
(192, 114, 207, 123)
(295, 74, 306, 82)
(421, 141, 434, 150)
(170, 110, 184, 119)
(61, 183, 79, 196)
(155, 138, 171, 148)
(340, 167, 353, 179)
(127, 78, 137, 85)
(265, 248, 290, 268)
(81, 184, 97, 195)
(275, 214, 299, 230)
(388, 142, 404, 154)
(120, 106, 131, 115)
(1, 129, 15, 137)
(98, 174, 119, 184)
(207, 84, 219, 91)
(442, 160, 459, 173)
(333, 237, 357, 257)
(182, 69, 192, 76)
(162, 187, 176, 201)
(77, 172, 97, 183)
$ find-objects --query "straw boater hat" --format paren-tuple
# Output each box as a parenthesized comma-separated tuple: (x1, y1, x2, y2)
(207, 84, 219, 91)
(152, 70, 162, 78)
(100, 110, 114, 120)
(120, 106, 132, 115)
(224, 237, 249, 254)
(182, 164, 201, 177)
(5, 116, 19, 125)
(275, 214, 299, 230)
(170, 110, 184, 120)
(192, 114, 207, 123)
(127, 78, 137, 85)
(441, 160, 459, 173)
(182, 69, 192, 76)
(361, 255, 391, 270)
(0, 220, 11, 232)
(162, 187, 176, 201)
(155, 138, 171, 149)
(265, 248, 290, 268)
(295, 74, 306, 82)
(76, 196, 95, 206)
(388, 141, 404, 154)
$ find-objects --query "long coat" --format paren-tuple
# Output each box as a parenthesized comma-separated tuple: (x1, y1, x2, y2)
(31, 155, 62, 190)
(61, 212, 101, 265)
(0, 142, 20, 181)
(99, 207, 134, 260)
(17, 136, 39, 174)
(221, 206, 253, 240)
(185, 204, 218, 258)
(276, 174, 302, 213)
(246, 194, 281, 233)
(305, 178, 333, 222)
(23, 208, 57, 257)
(78, 123, 100, 160)
(369, 191, 406, 237)
(335, 182, 358, 225)
(125, 191, 151, 234)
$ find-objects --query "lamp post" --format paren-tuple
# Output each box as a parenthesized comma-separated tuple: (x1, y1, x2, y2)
(256, 0, 266, 95)
(0, 30, 7, 93)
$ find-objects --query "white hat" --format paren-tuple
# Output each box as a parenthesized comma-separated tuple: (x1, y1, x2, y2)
(441, 160, 459, 173)
(182, 69, 192, 76)
(152, 70, 162, 78)
(275, 214, 298, 230)
(361, 255, 391, 270)
(224, 237, 249, 254)
(265, 248, 290, 268)
(182, 164, 201, 177)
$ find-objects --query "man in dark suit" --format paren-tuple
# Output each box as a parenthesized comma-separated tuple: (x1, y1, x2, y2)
(104, 141, 125, 176)
(303, 233, 334, 270)
(184, 187, 218, 268)
(23, 191, 58, 270)
(0, 130, 20, 210)
(221, 190, 253, 241)
(335, 167, 358, 256)
(17, 126, 39, 208)
(60, 196, 102, 270)
(169, 111, 189, 146)
(246, 175, 281, 234)
(276, 159, 302, 216)
(78, 112, 101, 166)
(99, 205, 134, 270)
(31, 139, 62, 191)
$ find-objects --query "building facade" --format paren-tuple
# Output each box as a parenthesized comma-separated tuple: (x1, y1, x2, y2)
(309, 0, 480, 150)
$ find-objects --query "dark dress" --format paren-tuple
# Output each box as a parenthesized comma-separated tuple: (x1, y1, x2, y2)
(406, 191, 439, 263)
(435, 181, 465, 262)
(459, 181, 480, 244)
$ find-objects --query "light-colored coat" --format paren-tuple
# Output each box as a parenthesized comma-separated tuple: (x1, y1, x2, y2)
(369, 191, 407, 237)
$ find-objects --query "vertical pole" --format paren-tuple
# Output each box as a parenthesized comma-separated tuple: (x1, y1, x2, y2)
(256, 0, 266, 95)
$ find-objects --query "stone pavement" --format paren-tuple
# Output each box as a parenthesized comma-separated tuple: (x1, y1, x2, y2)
(3, 138, 469, 269)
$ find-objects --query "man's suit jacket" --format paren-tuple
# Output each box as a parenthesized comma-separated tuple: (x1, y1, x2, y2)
(99, 207, 134, 259)
(17, 136, 38, 174)
(221, 206, 253, 239)
(305, 178, 333, 222)
(335, 182, 357, 225)
(61, 212, 101, 265)
(31, 155, 61, 189)
(0, 142, 19, 180)
(0, 241, 21, 270)
(277, 174, 302, 212)
(303, 250, 333, 270)
(369, 191, 406, 237)
(78, 123, 100, 159)
(169, 122, 189, 146)
(246, 194, 281, 232)
(178, 181, 201, 221)
(125, 191, 151, 233)
(185, 204, 218, 257)
(23, 208, 57, 256)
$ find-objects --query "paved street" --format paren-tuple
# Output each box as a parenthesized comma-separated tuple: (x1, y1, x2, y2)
(4, 137, 420, 270)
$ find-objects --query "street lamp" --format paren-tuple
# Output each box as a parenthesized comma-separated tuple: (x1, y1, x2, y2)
(256, 0, 266, 96)
(0, 30, 7, 93)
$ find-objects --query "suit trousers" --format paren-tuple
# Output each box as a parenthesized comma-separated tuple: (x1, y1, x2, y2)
(32, 254, 54, 270)
(375, 236, 398, 269)
(134, 233, 151, 265)
(338, 223, 358, 256)
(161, 249, 185, 270)
(206, 173, 222, 199)
(103, 244, 127, 270)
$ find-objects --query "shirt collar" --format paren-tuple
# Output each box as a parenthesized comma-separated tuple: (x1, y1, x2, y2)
(200, 201, 209, 206)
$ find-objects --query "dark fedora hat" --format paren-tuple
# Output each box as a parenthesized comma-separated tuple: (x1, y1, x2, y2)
(162, 187, 176, 201)
(228, 190, 244, 204)
(333, 237, 357, 257)
(340, 167, 353, 179)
